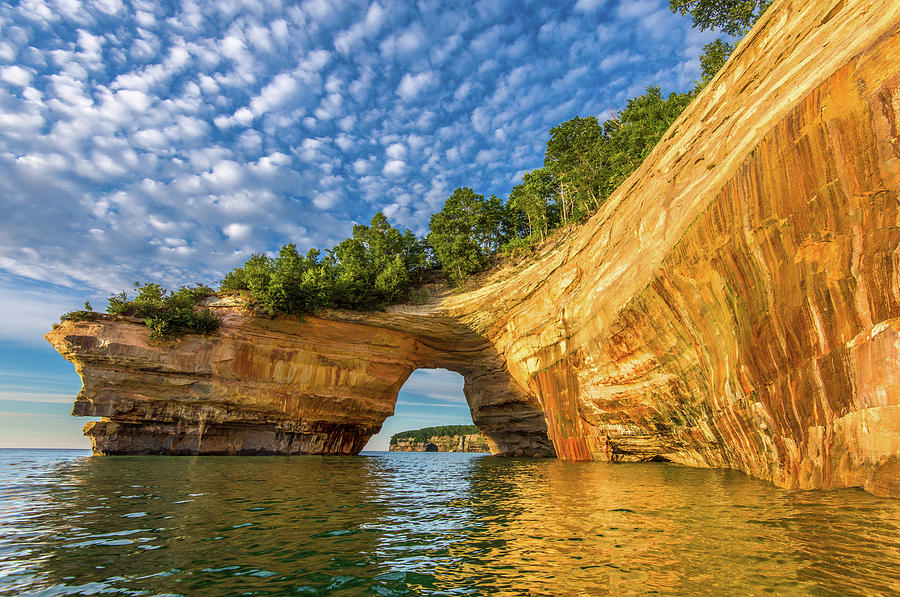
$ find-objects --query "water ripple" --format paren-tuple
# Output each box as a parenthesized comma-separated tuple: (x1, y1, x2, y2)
(0, 449, 898, 595)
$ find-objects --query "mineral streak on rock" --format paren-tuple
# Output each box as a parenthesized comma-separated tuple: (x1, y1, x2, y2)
(46, 0, 900, 496)
(436, 0, 900, 496)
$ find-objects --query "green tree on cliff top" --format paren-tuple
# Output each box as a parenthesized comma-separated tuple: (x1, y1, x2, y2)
(428, 187, 511, 284)
(669, 0, 774, 36)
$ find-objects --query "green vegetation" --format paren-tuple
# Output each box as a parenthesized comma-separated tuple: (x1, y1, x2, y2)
(697, 39, 735, 89)
(669, 0, 773, 36)
(672, 0, 773, 91)
(220, 212, 427, 314)
(427, 188, 513, 284)
(60, 301, 98, 323)
(390, 425, 481, 445)
(105, 283, 220, 340)
(427, 85, 693, 272)
(61, 284, 221, 340)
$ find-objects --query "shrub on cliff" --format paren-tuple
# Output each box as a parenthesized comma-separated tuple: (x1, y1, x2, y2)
(106, 283, 220, 340)
(427, 188, 513, 284)
(671, 0, 773, 92)
(219, 213, 428, 315)
(60, 301, 98, 323)
(669, 0, 772, 36)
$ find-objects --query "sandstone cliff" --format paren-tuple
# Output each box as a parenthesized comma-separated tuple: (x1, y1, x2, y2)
(47, 0, 900, 496)
(46, 305, 554, 457)
(390, 434, 490, 453)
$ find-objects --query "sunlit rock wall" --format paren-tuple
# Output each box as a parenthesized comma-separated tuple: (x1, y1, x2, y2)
(440, 0, 900, 496)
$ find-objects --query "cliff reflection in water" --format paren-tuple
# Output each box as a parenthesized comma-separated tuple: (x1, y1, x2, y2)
(1, 450, 898, 595)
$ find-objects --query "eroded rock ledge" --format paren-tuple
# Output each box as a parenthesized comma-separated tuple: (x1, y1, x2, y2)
(47, 0, 900, 496)
(47, 307, 555, 457)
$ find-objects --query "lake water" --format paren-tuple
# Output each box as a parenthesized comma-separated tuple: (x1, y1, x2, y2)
(1, 449, 898, 596)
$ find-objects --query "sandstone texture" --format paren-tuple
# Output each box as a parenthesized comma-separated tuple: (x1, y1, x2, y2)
(390, 434, 490, 453)
(46, 306, 554, 457)
(47, 0, 900, 496)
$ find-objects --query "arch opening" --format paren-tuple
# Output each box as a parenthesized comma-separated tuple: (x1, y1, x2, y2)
(364, 369, 486, 453)
(363, 365, 555, 458)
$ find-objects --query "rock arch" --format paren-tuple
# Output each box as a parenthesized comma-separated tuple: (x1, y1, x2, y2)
(46, 306, 556, 457)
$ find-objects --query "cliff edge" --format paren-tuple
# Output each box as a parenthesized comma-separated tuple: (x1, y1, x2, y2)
(47, 0, 900, 496)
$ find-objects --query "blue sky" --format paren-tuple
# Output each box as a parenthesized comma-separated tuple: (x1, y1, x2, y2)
(0, 0, 715, 449)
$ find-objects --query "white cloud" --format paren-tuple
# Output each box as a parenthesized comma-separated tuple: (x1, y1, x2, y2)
(471, 107, 490, 134)
(250, 72, 299, 115)
(396, 24, 426, 54)
(352, 158, 372, 174)
(0, 65, 34, 86)
(312, 189, 340, 209)
(337, 114, 356, 131)
(383, 159, 406, 176)
(453, 80, 472, 101)
(233, 106, 254, 125)
(400, 369, 467, 404)
(385, 142, 406, 160)
(223, 222, 252, 241)
(334, 1, 386, 54)
(574, 0, 607, 12)
(302, 0, 335, 23)
(599, 50, 633, 71)
(397, 70, 436, 100)
(618, 0, 662, 20)
(475, 148, 500, 164)
(91, 0, 124, 16)
(220, 35, 248, 60)
(0, 42, 18, 62)
(471, 24, 505, 55)
(203, 160, 243, 188)
(115, 88, 151, 111)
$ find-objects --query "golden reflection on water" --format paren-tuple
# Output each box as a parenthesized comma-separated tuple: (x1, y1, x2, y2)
(0, 450, 898, 596)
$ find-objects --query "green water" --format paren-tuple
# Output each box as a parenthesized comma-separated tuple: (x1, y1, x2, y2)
(1, 450, 898, 596)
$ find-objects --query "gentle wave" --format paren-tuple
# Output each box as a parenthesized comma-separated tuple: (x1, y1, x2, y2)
(0, 449, 898, 595)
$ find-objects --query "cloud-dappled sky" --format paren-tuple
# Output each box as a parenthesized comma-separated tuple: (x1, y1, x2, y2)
(0, 0, 715, 448)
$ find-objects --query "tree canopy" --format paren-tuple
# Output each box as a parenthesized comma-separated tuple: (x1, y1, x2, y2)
(697, 39, 736, 88)
(220, 212, 427, 314)
(669, 0, 774, 36)
(390, 425, 481, 445)
(427, 187, 511, 284)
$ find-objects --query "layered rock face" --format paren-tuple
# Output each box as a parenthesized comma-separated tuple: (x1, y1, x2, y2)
(390, 434, 490, 453)
(436, 0, 900, 496)
(46, 303, 554, 457)
(47, 0, 899, 496)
